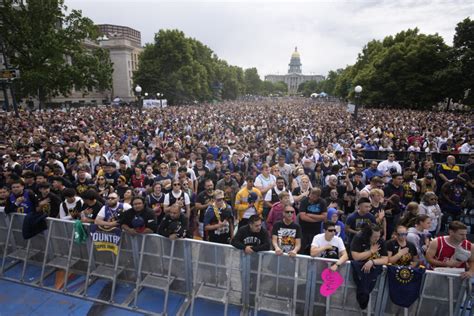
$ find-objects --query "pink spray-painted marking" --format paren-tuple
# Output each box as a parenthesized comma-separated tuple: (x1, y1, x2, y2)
(320, 268, 344, 297)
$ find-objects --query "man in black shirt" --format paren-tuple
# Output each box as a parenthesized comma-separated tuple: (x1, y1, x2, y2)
(80, 189, 104, 223)
(121, 196, 157, 234)
(271, 205, 302, 256)
(232, 215, 270, 254)
(299, 188, 327, 254)
(195, 179, 214, 237)
(37, 183, 61, 218)
(158, 204, 190, 239)
(384, 173, 404, 201)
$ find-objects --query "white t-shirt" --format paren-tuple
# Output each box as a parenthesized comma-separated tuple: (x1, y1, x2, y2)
(311, 233, 346, 259)
(264, 187, 294, 204)
(59, 196, 84, 219)
(255, 174, 276, 189)
(242, 206, 257, 219)
(163, 191, 191, 213)
(97, 202, 132, 219)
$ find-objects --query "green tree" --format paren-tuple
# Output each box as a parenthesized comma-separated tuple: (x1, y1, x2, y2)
(243, 68, 262, 95)
(134, 29, 246, 104)
(452, 17, 474, 104)
(273, 81, 288, 95)
(0, 0, 113, 109)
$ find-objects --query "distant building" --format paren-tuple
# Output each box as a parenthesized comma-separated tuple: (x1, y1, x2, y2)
(265, 47, 324, 95)
(97, 24, 143, 102)
(1, 23, 143, 108)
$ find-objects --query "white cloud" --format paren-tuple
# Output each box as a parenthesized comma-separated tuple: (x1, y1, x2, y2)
(66, 0, 473, 78)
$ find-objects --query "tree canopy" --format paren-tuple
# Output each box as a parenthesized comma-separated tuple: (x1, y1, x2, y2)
(311, 18, 474, 108)
(134, 30, 288, 104)
(0, 0, 113, 107)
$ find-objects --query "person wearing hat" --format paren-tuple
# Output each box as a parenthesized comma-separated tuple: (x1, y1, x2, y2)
(417, 172, 437, 198)
(235, 176, 263, 227)
(120, 196, 157, 235)
(203, 190, 234, 244)
(241, 191, 261, 227)
(104, 162, 120, 187)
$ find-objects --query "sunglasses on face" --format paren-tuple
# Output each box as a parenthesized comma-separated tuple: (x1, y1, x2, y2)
(285, 211, 294, 214)
(173, 183, 181, 186)
(327, 229, 337, 233)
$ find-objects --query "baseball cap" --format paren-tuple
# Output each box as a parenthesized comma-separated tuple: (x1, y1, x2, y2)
(248, 191, 258, 203)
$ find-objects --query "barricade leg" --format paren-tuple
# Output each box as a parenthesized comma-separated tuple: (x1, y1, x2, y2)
(133, 235, 147, 308)
(0, 214, 14, 275)
(109, 238, 122, 303)
(20, 239, 32, 282)
(62, 223, 77, 292)
(39, 225, 54, 287)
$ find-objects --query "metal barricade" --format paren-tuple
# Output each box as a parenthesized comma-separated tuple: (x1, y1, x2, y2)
(84, 225, 124, 303)
(253, 252, 305, 316)
(39, 218, 80, 290)
(133, 233, 176, 315)
(0, 211, 10, 254)
(1, 213, 46, 281)
(0, 215, 471, 316)
(305, 257, 385, 316)
(188, 239, 239, 316)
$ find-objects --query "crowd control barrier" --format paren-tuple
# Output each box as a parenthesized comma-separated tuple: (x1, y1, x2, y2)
(0, 211, 471, 316)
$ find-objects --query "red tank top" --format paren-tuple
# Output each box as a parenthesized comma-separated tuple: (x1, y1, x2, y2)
(434, 236, 471, 269)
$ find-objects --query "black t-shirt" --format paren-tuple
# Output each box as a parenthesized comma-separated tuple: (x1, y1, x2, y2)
(120, 208, 157, 233)
(350, 233, 387, 261)
(299, 197, 327, 236)
(158, 214, 190, 238)
(271, 221, 302, 253)
(38, 192, 62, 218)
(385, 239, 418, 266)
(74, 179, 94, 197)
(80, 200, 103, 220)
(204, 204, 234, 244)
(384, 183, 403, 200)
(196, 191, 214, 222)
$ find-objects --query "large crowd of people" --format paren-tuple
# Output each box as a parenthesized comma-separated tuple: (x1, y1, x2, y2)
(0, 99, 473, 280)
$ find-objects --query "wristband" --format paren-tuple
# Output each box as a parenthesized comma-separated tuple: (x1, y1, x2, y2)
(371, 259, 375, 265)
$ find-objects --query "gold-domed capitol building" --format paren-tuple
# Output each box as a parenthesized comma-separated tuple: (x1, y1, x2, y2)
(265, 47, 324, 95)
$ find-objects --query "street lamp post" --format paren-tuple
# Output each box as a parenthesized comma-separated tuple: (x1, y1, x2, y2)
(135, 85, 142, 109)
(354, 85, 363, 120)
(157, 92, 163, 108)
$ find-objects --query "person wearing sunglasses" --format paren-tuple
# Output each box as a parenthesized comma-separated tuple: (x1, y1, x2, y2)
(163, 181, 191, 219)
(95, 193, 132, 229)
(386, 225, 418, 267)
(203, 190, 234, 244)
(271, 205, 301, 257)
(311, 220, 348, 271)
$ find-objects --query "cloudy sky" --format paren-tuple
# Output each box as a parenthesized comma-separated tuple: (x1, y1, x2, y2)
(66, 0, 472, 78)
